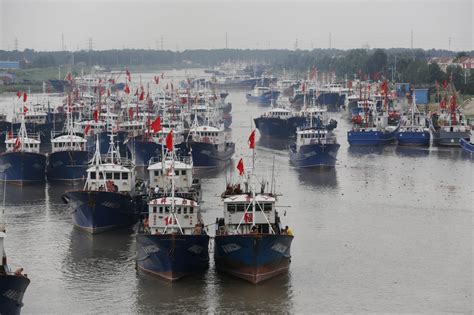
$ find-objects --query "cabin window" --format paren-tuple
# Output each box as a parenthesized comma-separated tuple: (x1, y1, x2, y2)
(236, 203, 245, 212)
(189, 207, 194, 214)
(153, 206, 157, 213)
(114, 173, 120, 180)
(181, 170, 186, 175)
(165, 206, 170, 213)
(106, 173, 112, 180)
(154, 171, 159, 176)
(183, 207, 187, 214)
(264, 203, 272, 211)
(90, 172, 96, 179)
(122, 173, 128, 180)
(177, 207, 181, 214)
(175, 170, 179, 176)
(227, 204, 236, 213)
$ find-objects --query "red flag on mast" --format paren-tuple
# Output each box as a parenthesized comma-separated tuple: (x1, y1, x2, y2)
(128, 108, 134, 119)
(23, 106, 28, 113)
(151, 116, 162, 133)
(14, 137, 21, 150)
(248, 130, 256, 149)
(93, 110, 99, 123)
(84, 124, 91, 135)
(16, 91, 22, 98)
(7, 129, 13, 140)
(165, 130, 173, 152)
(237, 158, 244, 176)
(125, 69, 131, 82)
(124, 84, 130, 94)
(23, 92, 27, 102)
(139, 90, 145, 101)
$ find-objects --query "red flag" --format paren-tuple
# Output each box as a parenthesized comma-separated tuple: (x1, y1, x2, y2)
(14, 137, 21, 149)
(23, 92, 27, 102)
(128, 107, 134, 119)
(301, 82, 305, 92)
(93, 110, 99, 123)
(16, 91, 22, 98)
(165, 130, 173, 152)
(151, 116, 162, 133)
(139, 90, 145, 101)
(84, 124, 91, 135)
(124, 84, 130, 94)
(23, 106, 28, 113)
(347, 80, 353, 89)
(248, 130, 256, 149)
(237, 158, 244, 176)
(7, 129, 12, 140)
(125, 69, 131, 82)
(107, 89, 111, 97)
(134, 88, 139, 96)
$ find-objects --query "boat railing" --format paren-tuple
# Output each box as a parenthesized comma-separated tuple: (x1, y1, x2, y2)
(148, 155, 192, 166)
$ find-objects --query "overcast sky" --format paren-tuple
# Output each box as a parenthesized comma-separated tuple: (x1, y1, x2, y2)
(1, 0, 472, 52)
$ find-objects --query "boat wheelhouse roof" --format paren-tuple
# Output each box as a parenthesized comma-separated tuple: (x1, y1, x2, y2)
(25, 111, 47, 117)
(148, 160, 192, 171)
(76, 120, 105, 127)
(192, 125, 222, 132)
(297, 128, 329, 135)
(5, 137, 40, 145)
(86, 163, 131, 173)
(268, 108, 292, 113)
(51, 135, 87, 143)
(223, 193, 276, 203)
(149, 196, 198, 206)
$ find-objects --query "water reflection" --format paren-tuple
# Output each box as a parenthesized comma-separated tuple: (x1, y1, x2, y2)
(395, 146, 431, 158)
(347, 146, 387, 156)
(435, 147, 465, 160)
(213, 272, 293, 313)
(0, 182, 46, 205)
(296, 167, 338, 188)
(258, 137, 291, 151)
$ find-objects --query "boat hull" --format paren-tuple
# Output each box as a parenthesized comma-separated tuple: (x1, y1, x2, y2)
(431, 129, 470, 147)
(0, 152, 46, 184)
(189, 141, 235, 168)
(396, 130, 430, 146)
(126, 138, 188, 167)
(317, 92, 344, 112)
(246, 91, 280, 105)
(62, 190, 137, 234)
(214, 234, 293, 284)
(136, 234, 210, 281)
(0, 275, 30, 315)
(460, 138, 474, 153)
(289, 143, 340, 167)
(347, 126, 398, 146)
(46, 150, 90, 182)
(254, 116, 307, 138)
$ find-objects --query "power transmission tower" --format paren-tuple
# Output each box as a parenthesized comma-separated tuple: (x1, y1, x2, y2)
(14, 37, 18, 51)
(88, 37, 94, 51)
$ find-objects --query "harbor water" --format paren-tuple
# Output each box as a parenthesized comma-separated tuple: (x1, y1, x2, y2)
(0, 78, 472, 313)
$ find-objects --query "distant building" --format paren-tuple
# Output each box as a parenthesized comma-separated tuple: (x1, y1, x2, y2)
(0, 72, 15, 85)
(428, 57, 453, 72)
(457, 56, 474, 69)
(0, 61, 20, 70)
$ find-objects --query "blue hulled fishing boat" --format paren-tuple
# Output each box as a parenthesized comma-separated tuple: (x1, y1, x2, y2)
(62, 134, 140, 233)
(0, 117, 46, 185)
(215, 181, 293, 284)
(289, 125, 340, 168)
(254, 107, 307, 138)
(136, 149, 209, 281)
(187, 121, 235, 168)
(460, 131, 474, 154)
(396, 96, 430, 146)
(347, 111, 399, 146)
(246, 86, 280, 106)
(0, 230, 30, 315)
(47, 111, 90, 183)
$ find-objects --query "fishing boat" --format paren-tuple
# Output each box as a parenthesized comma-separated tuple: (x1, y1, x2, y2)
(429, 94, 470, 146)
(246, 86, 280, 105)
(396, 95, 430, 146)
(136, 143, 209, 281)
(347, 110, 399, 146)
(0, 117, 46, 184)
(0, 230, 30, 315)
(459, 131, 474, 154)
(254, 107, 307, 138)
(47, 110, 90, 183)
(187, 117, 235, 168)
(289, 120, 340, 168)
(214, 170, 293, 284)
(62, 134, 140, 233)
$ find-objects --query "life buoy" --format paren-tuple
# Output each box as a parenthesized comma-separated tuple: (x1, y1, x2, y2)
(244, 212, 253, 224)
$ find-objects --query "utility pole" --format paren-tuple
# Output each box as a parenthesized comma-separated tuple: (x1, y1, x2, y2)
(329, 32, 332, 49)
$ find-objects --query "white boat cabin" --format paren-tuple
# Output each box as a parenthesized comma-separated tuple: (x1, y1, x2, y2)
(296, 128, 334, 147)
(85, 164, 134, 193)
(147, 197, 202, 234)
(24, 112, 47, 124)
(51, 135, 87, 152)
(251, 86, 271, 96)
(121, 121, 145, 136)
(220, 193, 277, 235)
(262, 108, 293, 119)
(148, 157, 194, 191)
(5, 136, 41, 153)
(190, 125, 226, 146)
(75, 120, 105, 134)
